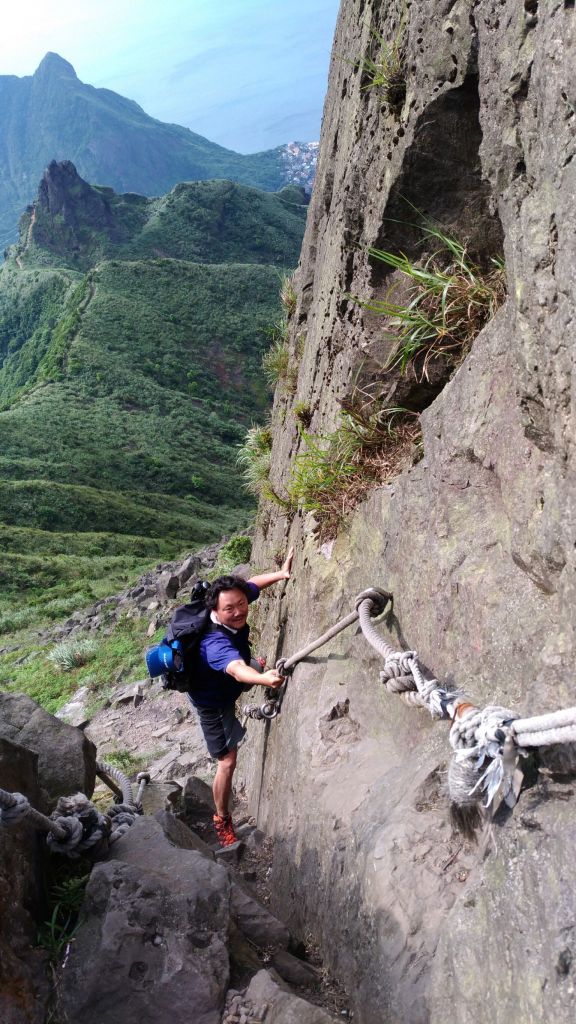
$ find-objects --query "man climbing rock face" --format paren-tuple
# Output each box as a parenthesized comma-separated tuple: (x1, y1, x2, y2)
(188, 548, 293, 847)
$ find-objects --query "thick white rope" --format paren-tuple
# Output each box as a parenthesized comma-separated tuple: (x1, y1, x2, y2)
(352, 592, 576, 822)
(512, 707, 576, 747)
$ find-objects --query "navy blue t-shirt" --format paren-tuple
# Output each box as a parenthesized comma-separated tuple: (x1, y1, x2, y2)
(189, 582, 260, 708)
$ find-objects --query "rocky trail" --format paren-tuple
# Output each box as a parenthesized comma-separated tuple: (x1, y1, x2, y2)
(85, 679, 353, 1022)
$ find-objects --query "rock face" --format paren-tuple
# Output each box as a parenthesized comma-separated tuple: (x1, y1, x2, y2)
(57, 816, 232, 1024)
(57, 814, 300, 1023)
(237, 2, 576, 1023)
(0, 693, 96, 809)
(0, 737, 50, 1024)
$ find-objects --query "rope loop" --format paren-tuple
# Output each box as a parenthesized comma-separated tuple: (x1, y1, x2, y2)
(243, 703, 265, 721)
(379, 671, 415, 694)
(354, 588, 392, 617)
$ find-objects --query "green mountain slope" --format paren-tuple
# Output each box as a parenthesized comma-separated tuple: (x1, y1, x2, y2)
(0, 164, 306, 624)
(16, 161, 308, 272)
(0, 53, 307, 250)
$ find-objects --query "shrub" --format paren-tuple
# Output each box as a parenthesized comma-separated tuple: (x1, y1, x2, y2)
(237, 424, 291, 507)
(349, 5, 408, 108)
(212, 534, 253, 576)
(364, 227, 506, 380)
(101, 749, 152, 776)
(293, 401, 312, 428)
(262, 330, 290, 385)
(288, 408, 420, 539)
(280, 272, 297, 317)
(237, 424, 273, 497)
(262, 313, 300, 394)
(38, 867, 89, 963)
(48, 636, 98, 671)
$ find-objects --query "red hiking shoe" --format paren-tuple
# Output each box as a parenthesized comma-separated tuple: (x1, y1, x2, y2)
(213, 813, 238, 847)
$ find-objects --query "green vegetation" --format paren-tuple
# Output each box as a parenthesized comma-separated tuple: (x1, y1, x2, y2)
(262, 326, 291, 387)
(0, 160, 306, 707)
(18, 175, 308, 273)
(100, 749, 153, 777)
(1, 616, 156, 713)
(366, 228, 506, 380)
(262, 318, 302, 394)
(350, 6, 408, 108)
(210, 534, 253, 577)
(293, 400, 312, 427)
(288, 409, 420, 539)
(237, 423, 291, 508)
(286, 224, 505, 540)
(0, 168, 305, 627)
(237, 424, 275, 500)
(48, 637, 98, 672)
(38, 867, 89, 963)
(280, 272, 298, 317)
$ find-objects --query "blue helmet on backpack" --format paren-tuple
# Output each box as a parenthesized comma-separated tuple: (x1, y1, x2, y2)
(145, 639, 184, 678)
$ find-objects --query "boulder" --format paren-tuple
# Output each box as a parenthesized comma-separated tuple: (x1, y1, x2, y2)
(0, 737, 50, 1024)
(244, 970, 338, 1023)
(229, 885, 290, 951)
(153, 809, 214, 860)
(58, 816, 231, 1024)
(0, 693, 96, 809)
(177, 554, 202, 588)
(157, 571, 180, 600)
(55, 685, 91, 728)
(184, 775, 216, 821)
(271, 949, 320, 988)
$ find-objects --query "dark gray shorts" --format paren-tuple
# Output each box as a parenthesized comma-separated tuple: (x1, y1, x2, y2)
(192, 701, 246, 759)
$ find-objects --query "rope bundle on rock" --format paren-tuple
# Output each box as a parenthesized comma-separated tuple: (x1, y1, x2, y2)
(0, 759, 149, 858)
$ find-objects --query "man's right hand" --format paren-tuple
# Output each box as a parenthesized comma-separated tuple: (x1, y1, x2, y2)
(261, 669, 284, 689)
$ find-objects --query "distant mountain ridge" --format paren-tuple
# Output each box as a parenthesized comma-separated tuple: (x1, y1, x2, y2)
(14, 159, 308, 272)
(0, 52, 317, 250)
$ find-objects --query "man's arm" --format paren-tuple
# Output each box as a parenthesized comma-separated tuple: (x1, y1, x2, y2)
(226, 660, 284, 688)
(249, 546, 294, 591)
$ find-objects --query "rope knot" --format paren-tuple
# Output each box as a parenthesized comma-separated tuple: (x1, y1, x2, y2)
(0, 791, 30, 824)
(47, 815, 84, 854)
(381, 650, 417, 681)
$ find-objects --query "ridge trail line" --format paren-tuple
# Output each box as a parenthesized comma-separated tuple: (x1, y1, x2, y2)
(242, 586, 576, 831)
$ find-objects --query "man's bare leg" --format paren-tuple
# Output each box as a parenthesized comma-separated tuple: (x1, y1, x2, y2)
(213, 747, 237, 817)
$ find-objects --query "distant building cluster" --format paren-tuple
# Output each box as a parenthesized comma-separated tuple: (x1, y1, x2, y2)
(280, 141, 319, 194)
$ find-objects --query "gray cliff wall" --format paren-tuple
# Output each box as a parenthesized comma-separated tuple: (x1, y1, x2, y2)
(237, 2, 576, 1022)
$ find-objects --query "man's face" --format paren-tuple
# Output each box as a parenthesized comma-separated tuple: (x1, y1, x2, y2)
(216, 588, 249, 629)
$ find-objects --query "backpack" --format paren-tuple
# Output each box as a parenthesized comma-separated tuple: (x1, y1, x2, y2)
(145, 580, 210, 692)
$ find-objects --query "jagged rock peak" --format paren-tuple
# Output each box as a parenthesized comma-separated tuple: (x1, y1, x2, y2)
(34, 52, 78, 78)
(37, 160, 99, 216)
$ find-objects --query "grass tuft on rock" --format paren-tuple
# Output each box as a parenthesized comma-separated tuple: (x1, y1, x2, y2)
(365, 227, 506, 381)
(288, 408, 420, 540)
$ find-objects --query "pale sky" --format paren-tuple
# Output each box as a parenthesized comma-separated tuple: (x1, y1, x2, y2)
(0, 0, 340, 152)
